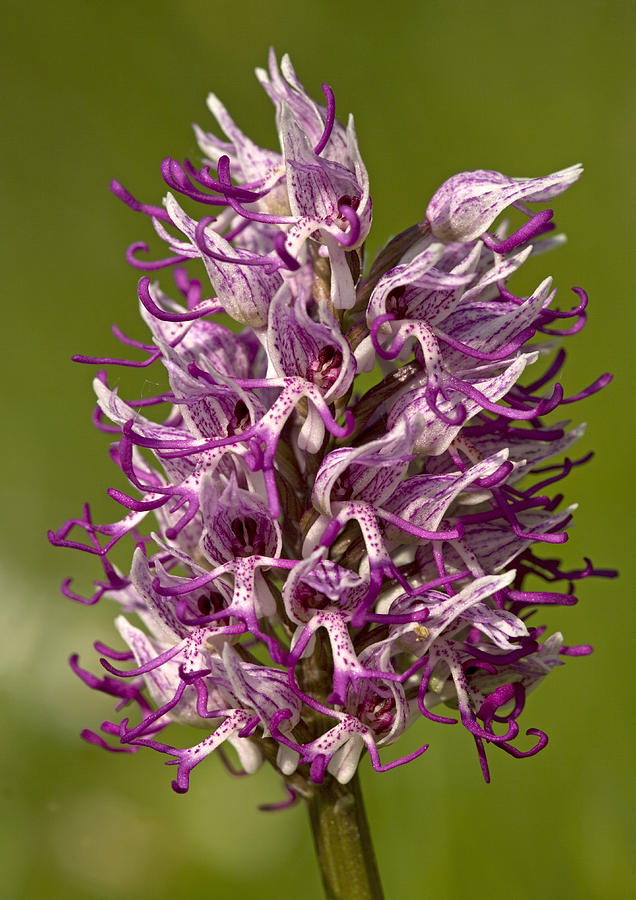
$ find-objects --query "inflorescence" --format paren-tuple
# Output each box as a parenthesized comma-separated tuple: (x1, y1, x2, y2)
(51, 51, 615, 802)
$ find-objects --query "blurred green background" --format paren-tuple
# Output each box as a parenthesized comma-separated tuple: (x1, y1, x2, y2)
(2, 1, 634, 897)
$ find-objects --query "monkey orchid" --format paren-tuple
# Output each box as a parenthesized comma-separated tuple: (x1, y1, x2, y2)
(51, 49, 615, 900)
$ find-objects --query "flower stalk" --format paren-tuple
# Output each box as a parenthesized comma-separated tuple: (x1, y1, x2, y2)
(307, 772, 384, 900)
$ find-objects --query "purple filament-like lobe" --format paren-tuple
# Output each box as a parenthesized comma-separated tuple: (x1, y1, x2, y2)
(314, 84, 336, 155)
(482, 209, 554, 254)
(110, 179, 172, 222)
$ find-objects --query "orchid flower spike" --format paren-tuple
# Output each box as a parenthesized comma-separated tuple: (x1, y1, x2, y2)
(52, 52, 614, 810)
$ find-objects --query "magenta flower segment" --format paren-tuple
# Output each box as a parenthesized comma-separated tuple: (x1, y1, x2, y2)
(52, 51, 615, 799)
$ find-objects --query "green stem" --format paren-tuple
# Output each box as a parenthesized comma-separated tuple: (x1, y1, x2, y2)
(306, 771, 384, 900)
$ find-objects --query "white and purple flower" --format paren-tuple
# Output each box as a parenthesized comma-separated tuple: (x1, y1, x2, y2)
(51, 52, 615, 803)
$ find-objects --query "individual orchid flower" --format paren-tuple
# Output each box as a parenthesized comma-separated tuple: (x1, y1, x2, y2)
(52, 51, 615, 900)
(426, 164, 583, 245)
(266, 275, 356, 401)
